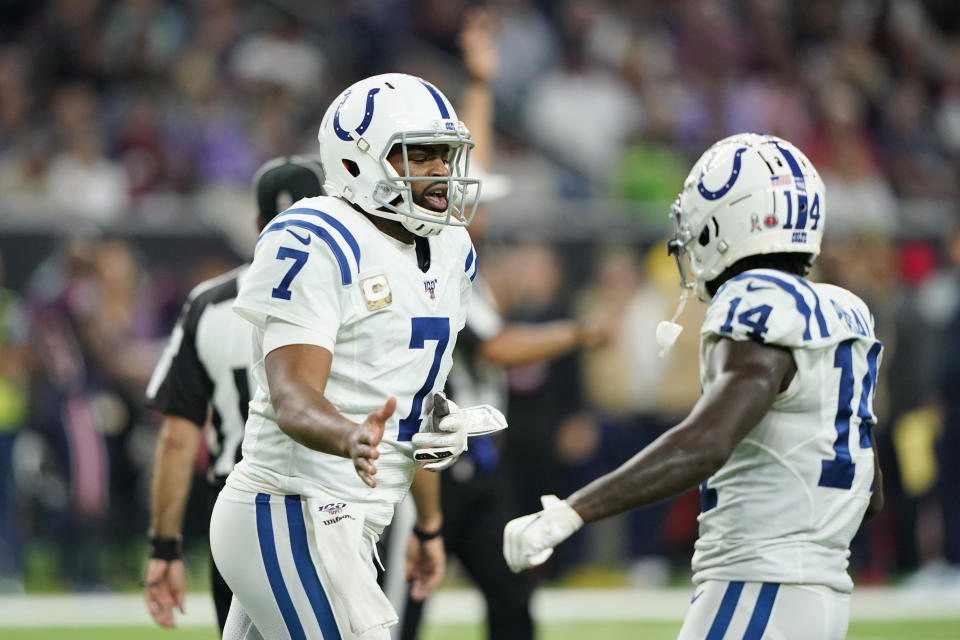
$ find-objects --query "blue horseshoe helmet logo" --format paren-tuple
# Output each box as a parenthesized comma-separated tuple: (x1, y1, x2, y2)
(333, 88, 381, 142)
(697, 146, 747, 201)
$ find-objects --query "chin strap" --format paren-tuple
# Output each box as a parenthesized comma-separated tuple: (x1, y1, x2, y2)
(402, 215, 444, 237)
(656, 287, 692, 358)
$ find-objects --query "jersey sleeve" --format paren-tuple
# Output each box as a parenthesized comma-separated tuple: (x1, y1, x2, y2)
(233, 224, 346, 344)
(702, 272, 822, 348)
(463, 239, 478, 285)
(144, 291, 213, 425)
(465, 282, 502, 340)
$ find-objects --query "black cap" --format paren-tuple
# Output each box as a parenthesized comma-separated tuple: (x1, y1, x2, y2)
(253, 155, 325, 223)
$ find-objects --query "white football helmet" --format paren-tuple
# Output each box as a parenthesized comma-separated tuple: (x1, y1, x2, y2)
(317, 73, 480, 237)
(668, 133, 826, 301)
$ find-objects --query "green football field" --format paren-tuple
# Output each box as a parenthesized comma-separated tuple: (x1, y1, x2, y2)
(1, 620, 958, 639)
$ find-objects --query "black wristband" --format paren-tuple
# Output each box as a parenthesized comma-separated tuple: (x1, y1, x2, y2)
(412, 524, 443, 543)
(149, 535, 183, 561)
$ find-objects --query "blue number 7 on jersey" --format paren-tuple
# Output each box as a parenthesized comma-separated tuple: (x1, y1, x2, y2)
(271, 247, 309, 300)
(398, 317, 450, 441)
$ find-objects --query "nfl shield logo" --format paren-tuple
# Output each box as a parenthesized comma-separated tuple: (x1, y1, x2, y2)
(424, 279, 437, 299)
(319, 502, 345, 516)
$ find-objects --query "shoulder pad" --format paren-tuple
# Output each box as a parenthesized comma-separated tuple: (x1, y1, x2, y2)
(703, 269, 832, 347)
(818, 283, 877, 340)
(257, 202, 362, 286)
(186, 265, 244, 303)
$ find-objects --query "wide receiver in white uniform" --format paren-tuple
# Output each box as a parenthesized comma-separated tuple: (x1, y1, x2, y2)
(209, 73, 499, 640)
(503, 133, 884, 639)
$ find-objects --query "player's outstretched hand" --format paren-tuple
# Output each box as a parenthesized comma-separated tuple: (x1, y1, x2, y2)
(143, 558, 186, 628)
(503, 495, 584, 573)
(350, 397, 396, 488)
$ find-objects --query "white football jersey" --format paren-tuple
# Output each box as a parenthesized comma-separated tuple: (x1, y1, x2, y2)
(693, 268, 882, 593)
(229, 196, 475, 533)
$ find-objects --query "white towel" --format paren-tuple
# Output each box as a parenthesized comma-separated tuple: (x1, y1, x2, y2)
(304, 497, 398, 638)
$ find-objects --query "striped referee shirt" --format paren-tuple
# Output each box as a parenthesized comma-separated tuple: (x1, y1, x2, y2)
(145, 266, 253, 484)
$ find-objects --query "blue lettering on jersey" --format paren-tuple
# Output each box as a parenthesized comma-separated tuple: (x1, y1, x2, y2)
(398, 317, 451, 441)
(830, 300, 869, 337)
(728, 272, 830, 341)
(271, 247, 309, 300)
(791, 231, 807, 243)
(820, 339, 881, 489)
(261, 217, 358, 286)
(857, 342, 883, 442)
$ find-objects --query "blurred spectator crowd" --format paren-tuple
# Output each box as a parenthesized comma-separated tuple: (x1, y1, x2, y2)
(0, 0, 959, 594)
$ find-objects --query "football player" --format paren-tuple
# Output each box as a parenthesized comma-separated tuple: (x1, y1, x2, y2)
(209, 73, 495, 639)
(143, 155, 326, 631)
(503, 133, 884, 639)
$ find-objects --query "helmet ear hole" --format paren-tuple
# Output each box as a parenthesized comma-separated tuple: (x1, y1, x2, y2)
(342, 159, 360, 177)
(698, 226, 710, 247)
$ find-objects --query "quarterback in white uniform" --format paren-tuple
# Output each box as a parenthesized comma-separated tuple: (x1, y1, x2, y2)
(503, 133, 884, 639)
(210, 73, 486, 640)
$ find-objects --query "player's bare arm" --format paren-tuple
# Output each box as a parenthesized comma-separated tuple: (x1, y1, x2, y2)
(477, 317, 611, 367)
(406, 468, 445, 601)
(144, 415, 202, 628)
(568, 337, 796, 523)
(264, 343, 396, 487)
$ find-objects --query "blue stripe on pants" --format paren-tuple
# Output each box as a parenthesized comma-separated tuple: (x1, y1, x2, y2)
(742, 583, 780, 640)
(706, 581, 744, 640)
(285, 495, 342, 639)
(256, 493, 306, 640)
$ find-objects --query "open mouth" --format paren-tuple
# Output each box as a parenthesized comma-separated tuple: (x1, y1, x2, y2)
(421, 183, 448, 212)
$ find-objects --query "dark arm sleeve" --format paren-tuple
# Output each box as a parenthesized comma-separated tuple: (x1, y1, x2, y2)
(144, 293, 214, 426)
(454, 323, 482, 357)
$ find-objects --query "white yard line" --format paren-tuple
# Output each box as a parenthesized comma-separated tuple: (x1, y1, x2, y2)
(848, 637, 960, 640)
(0, 587, 957, 628)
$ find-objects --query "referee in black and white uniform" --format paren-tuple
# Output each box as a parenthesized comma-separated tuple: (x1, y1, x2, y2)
(141, 156, 325, 633)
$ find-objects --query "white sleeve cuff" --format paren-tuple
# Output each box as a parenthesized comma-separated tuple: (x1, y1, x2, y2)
(263, 316, 336, 357)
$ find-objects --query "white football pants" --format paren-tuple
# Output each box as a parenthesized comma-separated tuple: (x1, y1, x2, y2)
(210, 486, 391, 640)
(677, 580, 850, 640)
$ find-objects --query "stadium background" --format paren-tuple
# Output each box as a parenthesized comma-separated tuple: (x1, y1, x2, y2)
(0, 0, 958, 637)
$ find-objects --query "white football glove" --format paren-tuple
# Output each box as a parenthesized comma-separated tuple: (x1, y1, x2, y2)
(412, 392, 466, 471)
(412, 392, 508, 471)
(503, 495, 583, 573)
